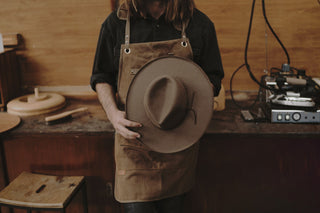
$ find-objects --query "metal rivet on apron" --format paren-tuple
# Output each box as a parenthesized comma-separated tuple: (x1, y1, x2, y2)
(181, 41, 188, 47)
(130, 69, 139, 75)
(124, 48, 131, 54)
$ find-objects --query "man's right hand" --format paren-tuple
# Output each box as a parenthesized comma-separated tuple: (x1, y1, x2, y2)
(108, 109, 142, 140)
(96, 83, 142, 140)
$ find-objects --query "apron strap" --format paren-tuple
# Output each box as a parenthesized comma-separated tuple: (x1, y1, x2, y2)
(124, 9, 131, 54)
(181, 22, 188, 47)
(124, 12, 189, 53)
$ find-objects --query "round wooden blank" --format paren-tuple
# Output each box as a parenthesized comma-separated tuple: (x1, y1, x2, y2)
(7, 93, 66, 116)
(0, 113, 21, 133)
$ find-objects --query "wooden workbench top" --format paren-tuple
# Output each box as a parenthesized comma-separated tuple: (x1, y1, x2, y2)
(5, 95, 320, 136)
(6, 95, 113, 134)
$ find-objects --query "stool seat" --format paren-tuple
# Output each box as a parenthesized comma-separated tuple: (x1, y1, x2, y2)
(0, 172, 85, 209)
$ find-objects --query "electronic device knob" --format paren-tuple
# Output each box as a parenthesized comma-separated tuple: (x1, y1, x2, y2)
(292, 112, 301, 121)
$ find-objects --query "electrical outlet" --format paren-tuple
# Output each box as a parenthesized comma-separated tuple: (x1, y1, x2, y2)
(106, 182, 113, 198)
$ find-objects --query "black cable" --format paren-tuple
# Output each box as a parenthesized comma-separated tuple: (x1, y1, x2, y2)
(262, 0, 290, 65)
(230, 64, 246, 109)
(243, 0, 292, 91)
(229, 0, 264, 110)
(243, 0, 273, 91)
(230, 64, 265, 110)
(230, 0, 297, 110)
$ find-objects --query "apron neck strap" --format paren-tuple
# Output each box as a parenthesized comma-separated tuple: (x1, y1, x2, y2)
(124, 10, 131, 53)
(181, 22, 187, 43)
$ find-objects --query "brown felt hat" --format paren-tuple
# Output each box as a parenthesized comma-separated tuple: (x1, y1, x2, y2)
(126, 56, 214, 153)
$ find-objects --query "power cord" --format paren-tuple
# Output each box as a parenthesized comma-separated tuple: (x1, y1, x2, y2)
(261, 0, 290, 65)
(230, 0, 292, 110)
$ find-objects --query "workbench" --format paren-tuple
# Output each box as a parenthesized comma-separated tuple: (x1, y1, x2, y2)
(1, 96, 319, 213)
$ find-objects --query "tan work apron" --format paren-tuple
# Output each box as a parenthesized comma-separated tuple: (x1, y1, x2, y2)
(114, 5, 199, 202)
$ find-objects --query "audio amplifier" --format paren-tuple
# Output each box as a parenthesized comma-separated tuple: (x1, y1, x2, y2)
(271, 109, 320, 123)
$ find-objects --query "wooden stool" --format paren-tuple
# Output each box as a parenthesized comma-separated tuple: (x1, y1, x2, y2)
(0, 172, 88, 213)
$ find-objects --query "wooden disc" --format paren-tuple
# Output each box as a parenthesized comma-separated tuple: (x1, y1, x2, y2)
(7, 93, 66, 116)
(0, 113, 21, 133)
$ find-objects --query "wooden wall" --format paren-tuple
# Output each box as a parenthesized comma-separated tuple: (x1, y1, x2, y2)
(196, 0, 320, 91)
(0, 0, 319, 92)
(0, 0, 112, 92)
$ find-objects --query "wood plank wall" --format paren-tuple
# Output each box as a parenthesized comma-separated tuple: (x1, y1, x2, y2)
(0, 0, 319, 92)
(0, 0, 112, 91)
(196, 0, 320, 91)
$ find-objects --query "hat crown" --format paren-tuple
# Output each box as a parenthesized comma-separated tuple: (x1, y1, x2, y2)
(143, 75, 188, 130)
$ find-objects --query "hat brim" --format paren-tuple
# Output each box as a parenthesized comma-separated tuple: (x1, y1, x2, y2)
(126, 56, 213, 153)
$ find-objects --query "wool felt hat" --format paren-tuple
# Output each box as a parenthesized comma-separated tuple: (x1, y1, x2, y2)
(126, 56, 214, 153)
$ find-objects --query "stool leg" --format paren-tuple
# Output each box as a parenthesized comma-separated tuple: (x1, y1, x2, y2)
(82, 182, 88, 213)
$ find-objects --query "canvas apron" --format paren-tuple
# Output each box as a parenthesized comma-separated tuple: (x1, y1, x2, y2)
(114, 6, 199, 202)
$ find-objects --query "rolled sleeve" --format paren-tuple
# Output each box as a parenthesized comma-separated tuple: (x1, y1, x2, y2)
(90, 73, 115, 91)
(90, 13, 119, 91)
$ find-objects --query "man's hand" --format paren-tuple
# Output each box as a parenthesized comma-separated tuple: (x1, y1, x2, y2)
(108, 109, 142, 140)
(96, 83, 141, 140)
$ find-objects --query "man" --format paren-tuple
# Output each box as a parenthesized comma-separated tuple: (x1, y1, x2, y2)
(91, 0, 224, 212)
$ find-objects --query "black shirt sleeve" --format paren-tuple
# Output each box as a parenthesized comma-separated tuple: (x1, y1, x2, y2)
(187, 9, 224, 96)
(199, 20, 224, 96)
(90, 12, 119, 91)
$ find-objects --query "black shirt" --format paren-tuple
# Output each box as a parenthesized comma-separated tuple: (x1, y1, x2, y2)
(91, 8, 224, 96)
